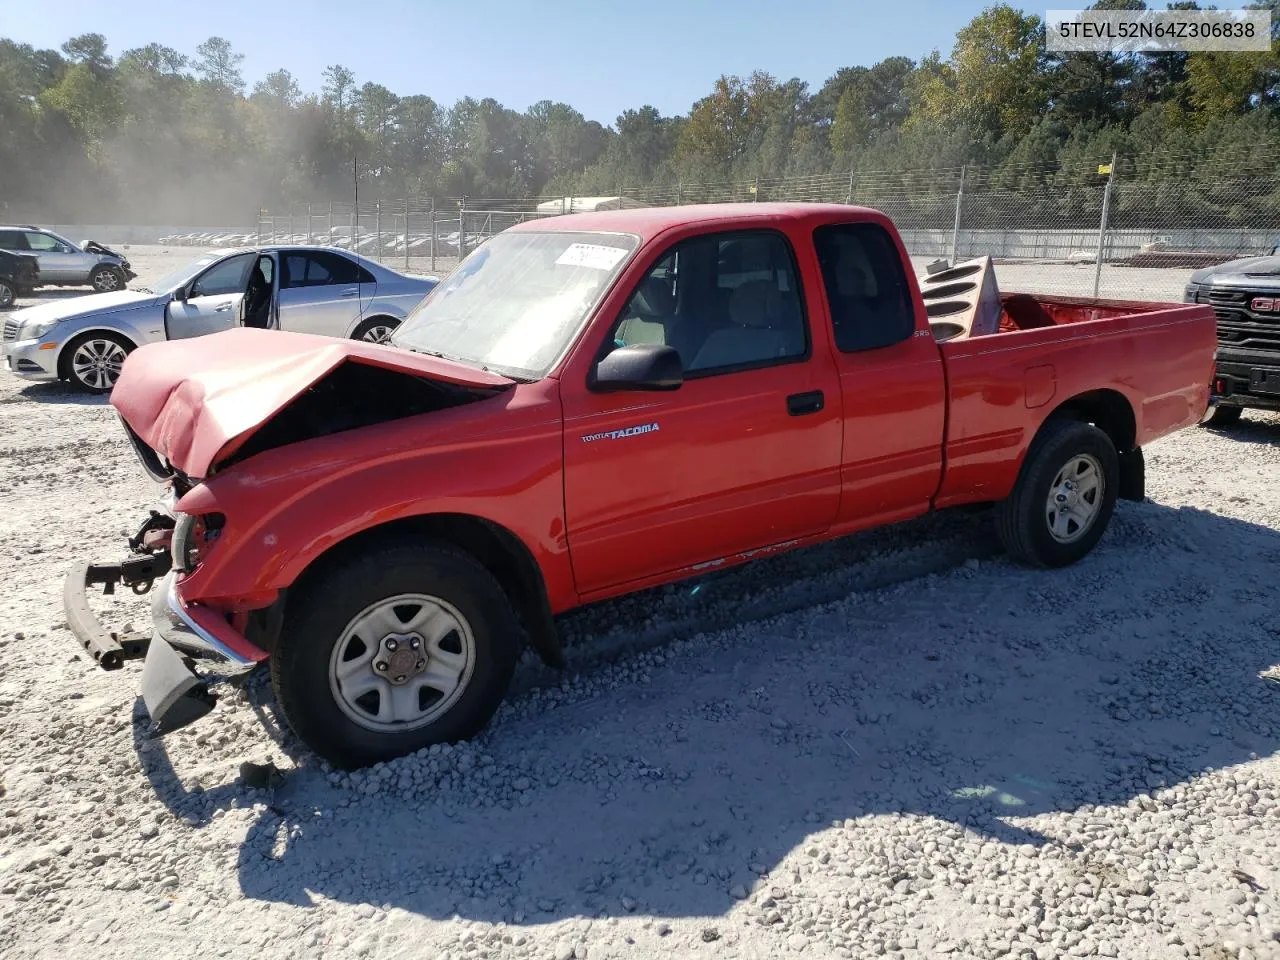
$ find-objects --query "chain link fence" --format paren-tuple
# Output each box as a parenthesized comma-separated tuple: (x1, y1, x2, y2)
(243, 152, 1280, 300)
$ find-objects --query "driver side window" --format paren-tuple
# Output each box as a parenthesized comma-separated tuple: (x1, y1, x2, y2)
(190, 253, 254, 298)
(608, 229, 808, 376)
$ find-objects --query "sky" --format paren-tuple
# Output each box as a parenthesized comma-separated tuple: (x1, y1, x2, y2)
(1, 0, 979, 125)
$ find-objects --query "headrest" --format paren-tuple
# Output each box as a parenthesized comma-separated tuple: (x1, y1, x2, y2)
(630, 277, 675, 319)
(728, 279, 781, 328)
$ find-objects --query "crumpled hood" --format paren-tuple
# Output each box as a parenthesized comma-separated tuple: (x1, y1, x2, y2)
(9, 289, 157, 325)
(110, 327, 514, 478)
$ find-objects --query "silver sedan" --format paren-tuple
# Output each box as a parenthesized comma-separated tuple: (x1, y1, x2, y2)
(1, 245, 438, 392)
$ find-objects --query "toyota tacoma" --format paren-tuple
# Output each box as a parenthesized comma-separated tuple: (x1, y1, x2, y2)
(65, 203, 1217, 769)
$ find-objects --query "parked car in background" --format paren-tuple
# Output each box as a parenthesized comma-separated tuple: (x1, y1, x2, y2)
(1185, 252, 1280, 426)
(67, 202, 1216, 768)
(0, 225, 135, 293)
(0, 249, 40, 309)
(2, 245, 438, 392)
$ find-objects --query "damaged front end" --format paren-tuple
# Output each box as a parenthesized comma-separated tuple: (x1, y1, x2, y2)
(70, 328, 514, 739)
(66, 426, 269, 737)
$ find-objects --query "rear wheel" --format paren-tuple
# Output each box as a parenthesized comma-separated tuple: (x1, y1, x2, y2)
(0, 281, 13, 309)
(62, 331, 133, 393)
(352, 315, 401, 344)
(995, 419, 1119, 568)
(271, 538, 520, 769)
(89, 265, 124, 293)
(1198, 404, 1243, 428)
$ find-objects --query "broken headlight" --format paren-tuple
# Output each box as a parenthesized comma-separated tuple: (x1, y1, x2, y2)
(171, 512, 225, 573)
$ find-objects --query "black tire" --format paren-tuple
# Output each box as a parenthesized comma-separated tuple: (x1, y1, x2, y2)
(271, 538, 520, 769)
(0, 281, 13, 309)
(89, 265, 124, 293)
(994, 419, 1119, 568)
(60, 331, 134, 393)
(1198, 404, 1243, 428)
(351, 315, 401, 344)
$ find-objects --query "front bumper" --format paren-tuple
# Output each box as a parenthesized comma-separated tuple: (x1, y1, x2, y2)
(1211, 352, 1280, 412)
(65, 562, 268, 736)
(1, 337, 59, 381)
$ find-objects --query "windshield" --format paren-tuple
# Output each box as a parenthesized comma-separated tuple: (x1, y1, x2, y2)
(146, 253, 224, 294)
(391, 230, 639, 379)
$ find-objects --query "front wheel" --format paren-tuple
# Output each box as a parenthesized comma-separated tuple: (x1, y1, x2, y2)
(270, 538, 520, 769)
(0, 281, 14, 309)
(352, 316, 401, 344)
(995, 419, 1119, 568)
(61, 331, 134, 393)
(89, 265, 124, 293)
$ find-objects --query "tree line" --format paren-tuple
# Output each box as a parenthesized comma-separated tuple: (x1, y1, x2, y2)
(2, 1, 1279, 226)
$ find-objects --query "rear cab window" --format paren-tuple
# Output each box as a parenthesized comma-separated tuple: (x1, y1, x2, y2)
(813, 223, 916, 352)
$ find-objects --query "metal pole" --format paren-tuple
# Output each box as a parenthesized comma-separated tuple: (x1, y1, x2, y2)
(306, 203, 312, 244)
(375, 201, 381, 263)
(846, 170, 855, 205)
(458, 197, 466, 260)
(430, 204, 437, 272)
(404, 198, 410, 271)
(950, 164, 966, 264)
(676, 182, 682, 205)
(328, 202, 334, 243)
(753, 176, 760, 201)
(1093, 151, 1117, 299)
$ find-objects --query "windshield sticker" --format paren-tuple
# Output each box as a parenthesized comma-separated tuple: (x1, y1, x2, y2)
(555, 243, 629, 271)
(582, 422, 660, 443)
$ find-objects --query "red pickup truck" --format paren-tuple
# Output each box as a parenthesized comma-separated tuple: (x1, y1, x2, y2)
(65, 203, 1216, 769)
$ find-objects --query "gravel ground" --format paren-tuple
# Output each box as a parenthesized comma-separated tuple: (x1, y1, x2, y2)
(0, 249, 1278, 960)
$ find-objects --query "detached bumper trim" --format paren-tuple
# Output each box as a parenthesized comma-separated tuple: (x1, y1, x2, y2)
(151, 572, 268, 668)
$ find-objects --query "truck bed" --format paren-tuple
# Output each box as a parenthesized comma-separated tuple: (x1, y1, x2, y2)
(932, 292, 1217, 508)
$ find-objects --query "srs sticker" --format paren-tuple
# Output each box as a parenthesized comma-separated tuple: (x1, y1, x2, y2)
(556, 243, 628, 271)
(582, 422, 660, 443)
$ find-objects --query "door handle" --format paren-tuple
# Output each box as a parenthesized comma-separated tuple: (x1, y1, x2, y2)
(340, 287, 359, 297)
(786, 390, 824, 416)
(215, 303, 233, 312)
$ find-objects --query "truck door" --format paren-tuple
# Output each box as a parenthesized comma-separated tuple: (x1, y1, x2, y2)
(562, 227, 844, 595)
(812, 221, 946, 526)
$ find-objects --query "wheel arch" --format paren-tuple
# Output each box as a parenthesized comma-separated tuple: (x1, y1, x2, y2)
(277, 512, 563, 669)
(1039, 388, 1143, 502)
(349, 312, 403, 340)
(56, 327, 138, 381)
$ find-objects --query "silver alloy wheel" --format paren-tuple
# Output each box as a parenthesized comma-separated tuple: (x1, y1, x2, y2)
(328, 592, 476, 732)
(0, 282, 12, 308)
(360, 323, 396, 344)
(71, 338, 128, 390)
(1045, 453, 1104, 544)
(92, 268, 120, 292)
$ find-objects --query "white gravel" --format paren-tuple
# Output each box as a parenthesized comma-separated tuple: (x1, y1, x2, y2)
(0, 249, 1278, 960)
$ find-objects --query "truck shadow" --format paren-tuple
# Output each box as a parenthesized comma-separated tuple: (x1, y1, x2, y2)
(134, 499, 1280, 924)
(1207, 413, 1280, 448)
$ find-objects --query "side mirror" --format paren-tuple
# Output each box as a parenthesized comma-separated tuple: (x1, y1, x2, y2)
(591, 343, 683, 392)
(172, 285, 188, 303)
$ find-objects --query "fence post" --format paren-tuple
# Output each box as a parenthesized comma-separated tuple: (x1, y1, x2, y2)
(753, 176, 760, 201)
(1093, 151, 1117, 298)
(846, 170, 856, 205)
(430, 201, 437, 272)
(306, 203, 312, 243)
(375, 201, 381, 262)
(950, 164, 966, 264)
(328, 202, 334, 242)
(404, 198, 411, 271)
(458, 197, 466, 260)
(676, 182, 682, 205)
